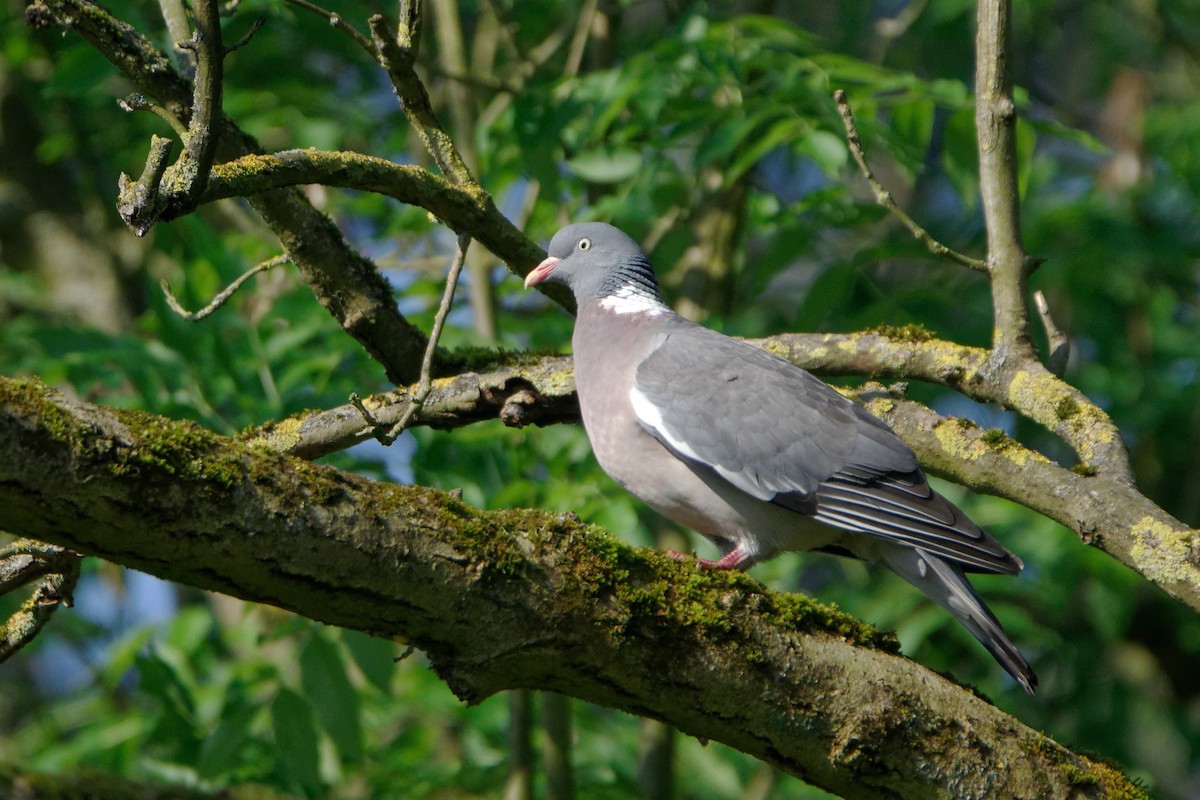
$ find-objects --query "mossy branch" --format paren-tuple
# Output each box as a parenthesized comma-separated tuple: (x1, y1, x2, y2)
(245, 332, 1199, 615)
(0, 377, 1144, 800)
(195, 150, 558, 298)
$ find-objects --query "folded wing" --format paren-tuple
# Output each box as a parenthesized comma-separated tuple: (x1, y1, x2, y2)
(632, 323, 1020, 575)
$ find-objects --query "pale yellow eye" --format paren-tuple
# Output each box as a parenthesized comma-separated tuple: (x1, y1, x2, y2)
(578, 237, 592, 251)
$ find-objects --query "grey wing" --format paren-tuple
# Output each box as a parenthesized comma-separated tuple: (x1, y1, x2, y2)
(632, 325, 1020, 575)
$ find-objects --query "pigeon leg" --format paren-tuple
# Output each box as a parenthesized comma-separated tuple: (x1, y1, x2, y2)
(666, 546, 752, 571)
(697, 546, 753, 570)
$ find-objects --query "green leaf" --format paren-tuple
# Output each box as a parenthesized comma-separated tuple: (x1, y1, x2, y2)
(1016, 117, 1037, 199)
(566, 147, 643, 183)
(890, 96, 936, 152)
(300, 630, 364, 762)
(942, 107, 980, 207)
(342, 630, 397, 693)
(727, 117, 809, 181)
(197, 700, 258, 779)
(271, 687, 323, 793)
(797, 129, 849, 174)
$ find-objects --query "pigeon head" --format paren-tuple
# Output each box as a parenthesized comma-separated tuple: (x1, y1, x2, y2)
(524, 223, 664, 308)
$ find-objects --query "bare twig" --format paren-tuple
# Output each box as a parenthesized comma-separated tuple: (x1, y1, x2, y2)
(369, 9, 475, 186)
(116, 0, 225, 233)
(116, 134, 174, 236)
(226, 16, 265, 53)
(834, 89, 987, 273)
(563, 0, 599, 77)
(385, 234, 471, 440)
(975, 0, 1038, 354)
(157, 0, 196, 77)
(118, 93, 189, 138)
(161, 254, 288, 321)
(170, 0, 224, 201)
(1033, 290, 1070, 376)
(349, 234, 472, 445)
(281, 0, 375, 57)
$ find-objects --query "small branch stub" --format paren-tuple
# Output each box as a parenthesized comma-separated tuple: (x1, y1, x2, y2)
(0, 539, 81, 663)
(1034, 290, 1070, 376)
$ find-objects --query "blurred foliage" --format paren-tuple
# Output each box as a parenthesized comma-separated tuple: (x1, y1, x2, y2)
(1, 0, 1199, 798)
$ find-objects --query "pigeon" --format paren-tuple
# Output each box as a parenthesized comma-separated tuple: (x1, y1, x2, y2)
(525, 221, 1037, 693)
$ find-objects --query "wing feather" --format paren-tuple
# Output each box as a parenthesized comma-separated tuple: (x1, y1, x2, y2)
(631, 320, 1020, 575)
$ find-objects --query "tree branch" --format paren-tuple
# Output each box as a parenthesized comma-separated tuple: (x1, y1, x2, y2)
(0, 377, 1145, 800)
(196, 150, 555, 294)
(975, 0, 1037, 356)
(30, 0, 432, 384)
(0, 538, 80, 662)
(116, 0, 224, 233)
(369, 7, 475, 186)
(245, 334, 1200, 615)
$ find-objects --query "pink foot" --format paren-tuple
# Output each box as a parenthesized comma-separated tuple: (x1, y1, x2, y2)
(667, 546, 752, 571)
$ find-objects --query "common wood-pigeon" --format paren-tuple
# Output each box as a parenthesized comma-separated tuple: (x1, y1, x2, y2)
(525, 221, 1036, 693)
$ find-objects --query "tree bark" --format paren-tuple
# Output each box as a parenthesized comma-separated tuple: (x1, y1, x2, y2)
(0, 377, 1142, 800)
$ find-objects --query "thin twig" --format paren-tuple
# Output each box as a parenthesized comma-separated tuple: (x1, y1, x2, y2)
(833, 89, 988, 274)
(226, 16, 266, 53)
(1033, 290, 1070, 376)
(118, 93, 190, 138)
(281, 0, 376, 57)
(172, 0, 224, 202)
(369, 10, 475, 185)
(157, 0, 196, 78)
(384, 234, 471, 441)
(161, 254, 288, 321)
(563, 0, 599, 77)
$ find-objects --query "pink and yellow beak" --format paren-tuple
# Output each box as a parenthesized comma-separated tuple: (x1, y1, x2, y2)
(523, 256, 561, 288)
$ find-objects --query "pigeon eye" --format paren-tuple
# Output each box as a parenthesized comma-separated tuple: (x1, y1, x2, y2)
(578, 237, 592, 251)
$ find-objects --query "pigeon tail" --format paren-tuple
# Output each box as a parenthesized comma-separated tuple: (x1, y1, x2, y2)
(874, 543, 1038, 694)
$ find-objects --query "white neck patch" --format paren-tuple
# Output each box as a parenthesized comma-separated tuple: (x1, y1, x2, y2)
(598, 284, 669, 316)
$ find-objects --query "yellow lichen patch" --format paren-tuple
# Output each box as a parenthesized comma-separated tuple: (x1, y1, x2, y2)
(254, 416, 303, 452)
(934, 419, 991, 463)
(1129, 516, 1199, 588)
(1008, 370, 1119, 463)
(931, 418, 1050, 467)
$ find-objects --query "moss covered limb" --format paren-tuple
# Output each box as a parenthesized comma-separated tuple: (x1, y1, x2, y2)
(0, 764, 297, 800)
(199, 150, 571, 311)
(247, 334, 1193, 613)
(248, 354, 578, 458)
(0, 377, 1144, 799)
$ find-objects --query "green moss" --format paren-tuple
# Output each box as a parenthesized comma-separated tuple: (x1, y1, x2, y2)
(866, 323, 935, 342)
(1063, 764, 1100, 786)
(980, 428, 1011, 447)
(435, 346, 561, 376)
(1017, 735, 1149, 799)
(1054, 395, 1080, 420)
